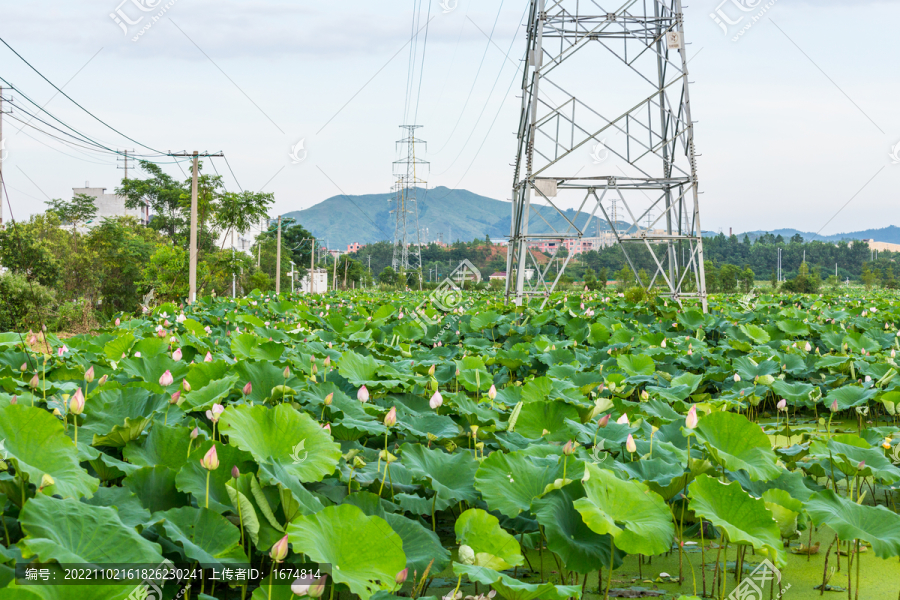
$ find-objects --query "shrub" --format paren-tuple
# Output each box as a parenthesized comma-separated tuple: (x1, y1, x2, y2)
(0, 273, 57, 332)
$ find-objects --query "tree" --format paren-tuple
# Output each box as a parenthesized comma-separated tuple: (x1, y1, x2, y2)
(86, 217, 160, 315)
(739, 267, 755, 293)
(45, 193, 98, 253)
(719, 264, 740, 293)
(861, 263, 877, 289)
(256, 218, 314, 278)
(378, 266, 399, 285)
(216, 190, 275, 249)
(0, 221, 60, 287)
(118, 161, 186, 243)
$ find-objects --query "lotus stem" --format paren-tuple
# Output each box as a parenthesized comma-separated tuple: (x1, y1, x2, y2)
(268, 561, 275, 600)
(700, 519, 707, 597)
(431, 492, 437, 531)
(603, 537, 614, 600)
(205, 471, 211, 509)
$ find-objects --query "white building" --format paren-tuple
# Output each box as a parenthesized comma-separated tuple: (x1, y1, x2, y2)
(299, 269, 329, 294)
(73, 184, 148, 226)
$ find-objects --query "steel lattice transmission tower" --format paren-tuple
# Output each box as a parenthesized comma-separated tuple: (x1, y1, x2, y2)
(390, 125, 428, 284)
(505, 0, 708, 311)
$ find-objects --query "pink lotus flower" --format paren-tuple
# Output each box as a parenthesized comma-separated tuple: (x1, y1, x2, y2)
(358, 385, 370, 403)
(830, 399, 839, 412)
(232, 465, 240, 479)
(395, 568, 408, 585)
(98, 374, 108, 385)
(685, 405, 698, 429)
(115, 318, 121, 326)
(173, 348, 183, 361)
(777, 399, 787, 411)
(204, 352, 213, 362)
(625, 434, 637, 453)
(430, 390, 443, 409)
(134, 351, 142, 358)
(170, 391, 181, 404)
(242, 381, 252, 396)
(488, 384, 497, 401)
(183, 379, 191, 392)
(562, 440, 577, 455)
(29, 374, 39, 389)
(384, 406, 398, 427)
(84, 366, 95, 383)
(159, 370, 174, 386)
(324, 393, 333, 405)
(200, 445, 219, 470)
(206, 403, 225, 423)
(616, 413, 629, 425)
(57, 345, 69, 356)
(597, 414, 610, 428)
(322, 423, 332, 433)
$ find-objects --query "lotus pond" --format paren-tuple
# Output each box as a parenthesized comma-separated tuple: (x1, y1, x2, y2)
(0, 290, 899, 600)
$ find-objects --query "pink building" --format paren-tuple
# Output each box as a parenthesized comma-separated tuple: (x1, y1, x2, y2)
(347, 242, 364, 253)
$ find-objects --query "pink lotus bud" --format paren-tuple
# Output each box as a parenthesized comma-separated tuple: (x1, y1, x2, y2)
(428, 364, 436, 376)
(284, 366, 291, 378)
(69, 388, 85, 415)
(616, 413, 629, 425)
(231, 465, 240, 479)
(322, 423, 332, 433)
(270, 534, 289, 562)
(190, 427, 199, 440)
(488, 384, 497, 400)
(830, 399, 839, 412)
(170, 391, 181, 404)
(57, 345, 68, 356)
(134, 351, 141, 358)
(777, 399, 787, 411)
(358, 385, 370, 403)
(733, 373, 741, 382)
(29, 374, 39, 389)
(308, 575, 327, 598)
(562, 440, 577, 455)
(159, 370, 174, 387)
(157, 328, 167, 338)
(173, 348, 183, 361)
(291, 582, 311, 596)
(183, 379, 191, 392)
(242, 381, 252, 396)
(804, 342, 812, 352)
(685, 405, 698, 429)
(204, 352, 213, 362)
(625, 434, 637, 453)
(310, 355, 316, 363)
(395, 568, 408, 585)
(28, 334, 38, 345)
(597, 414, 610, 428)
(857, 461, 865, 471)
(384, 406, 397, 427)
(200, 445, 219, 470)
(429, 390, 443, 409)
(98, 374, 108, 386)
(10, 396, 16, 404)
(115, 318, 121, 326)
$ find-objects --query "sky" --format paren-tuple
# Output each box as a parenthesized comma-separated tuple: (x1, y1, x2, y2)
(0, 0, 898, 239)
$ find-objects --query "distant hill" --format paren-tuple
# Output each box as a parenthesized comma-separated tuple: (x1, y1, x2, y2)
(740, 225, 900, 245)
(281, 187, 626, 250)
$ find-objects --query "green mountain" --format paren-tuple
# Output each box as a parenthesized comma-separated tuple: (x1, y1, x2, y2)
(741, 226, 900, 245)
(281, 187, 621, 250)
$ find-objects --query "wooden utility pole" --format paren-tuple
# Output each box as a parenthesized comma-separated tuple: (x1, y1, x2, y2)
(168, 151, 224, 304)
(0, 85, 4, 228)
(332, 251, 338, 291)
(275, 216, 282, 294)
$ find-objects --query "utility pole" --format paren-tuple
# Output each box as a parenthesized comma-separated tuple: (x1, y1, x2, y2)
(275, 216, 282, 294)
(332, 251, 338, 291)
(169, 151, 223, 303)
(310, 238, 316, 294)
(290, 260, 295, 294)
(0, 85, 6, 228)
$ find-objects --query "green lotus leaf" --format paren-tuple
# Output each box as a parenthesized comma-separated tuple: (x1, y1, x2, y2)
(692, 410, 781, 481)
(287, 504, 406, 600)
(123, 423, 196, 470)
(771, 380, 816, 406)
(739, 324, 770, 344)
(231, 333, 284, 361)
(688, 474, 784, 567)
(826, 435, 900, 483)
(225, 480, 261, 547)
(452, 563, 581, 600)
(531, 482, 622, 573)
(825, 385, 877, 411)
(762, 488, 803, 539)
(617, 354, 655, 377)
(474, 451, 563, 517)
(400, 443, 479, 503)
(339, 351, 380, 385)
(154, 506, 247, 567)
(120, 354, 188, 391)
(219, 403, 341, 483)
(81, 486, 152, 529)
(804, 489, 900, 559)
(19, 494, 163, 564)
(124, 466, 190, 513)
(344, 491, 450, 574)
(455, 508, 523, 570)
(515, 401, 580, 442)
(0, 404, 98, 500)
(235, 361, 290, 403)
(180, 375, 239, 411)
(574, 464, 673, 557)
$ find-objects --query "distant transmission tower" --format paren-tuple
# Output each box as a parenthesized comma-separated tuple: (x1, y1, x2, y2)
(390, 125, 428, 285)
(505, 0, 708, 311)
